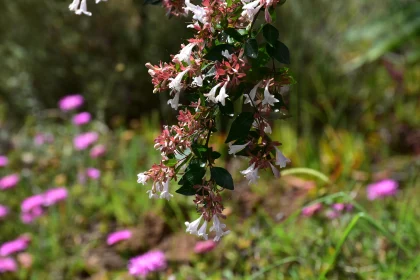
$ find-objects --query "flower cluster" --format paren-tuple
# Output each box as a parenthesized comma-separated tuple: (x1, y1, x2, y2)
(68, 0, 293, 241)
(137, 0, 293, 241)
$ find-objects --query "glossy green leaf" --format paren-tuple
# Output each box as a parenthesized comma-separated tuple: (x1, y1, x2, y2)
(263, 24, 279, 46)
(225, 112, 254, 143)
(266, 40, 290, 64)
(211, 167, 234, 190)
(245, 39, 258, 59)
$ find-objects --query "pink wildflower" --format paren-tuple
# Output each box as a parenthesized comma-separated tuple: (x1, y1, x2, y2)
(72, 112, 91, 125)
(73, 132, 99, 150)
(128, 251, 167, 277)
(194, 240, 217, 254)
(44, 187, 68, 206)
(0, 205, 9, 219)
(86, 168, 101, 180)
(0, 156, 8, 167)
(0, 174, 19, 190)
(34, 133, 54, 146)
(301, 203, 322, 217)
(21, 195, 44, 213)
(107, 230, 132, 245)
(21, 207, 44, 224)
(0, 257, 17, 273)
(0, 236, 30, 257)
(58, 94, 84, 111)
(367, 179, 398, 200)
(90, 144, 106, 158)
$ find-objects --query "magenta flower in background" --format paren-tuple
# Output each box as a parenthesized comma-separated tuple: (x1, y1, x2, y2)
(58, 94, 84, 111)
(128, 250, 167, 277)
(90, 144, 106, 158)
(367, 179, 398, 200)
(43, 187, 68, 206)
(107, 230, 132, 245)
(0, 236, 30, 257)
(34, 133, 54, 146)
(21, 195, 44, 213)
(332, 203, 353, 212)
(0, 205, 9, 219)
(73, 132, 99, 150)
(21, 207, 44, 224)
(72, 112, 91, 126)
(86, 168, 101, 180)
(0, 257, 17, 273)
(301, 203, 322, 217)
(0, 174, 19, 190)
(194, 240, 217, 254)
(0, 156, 8, 167)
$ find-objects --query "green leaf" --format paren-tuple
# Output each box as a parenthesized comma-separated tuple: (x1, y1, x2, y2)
(225, 28, 244, 42)
(204, 44, 235, 61)
(191, 143, 208, 159)
(211, 167, 234, 190)
(225, 112, 254, 143)
(211, 151, 222, 160)
(163, 158, 177, 167)
(244, 39, 258, 59)
(175, 185, 197, 196)
(266, 40, 290, 64)
(219, 99, 234, 117)
(178, 163, 206, 186)
(262, 24, 279, 47)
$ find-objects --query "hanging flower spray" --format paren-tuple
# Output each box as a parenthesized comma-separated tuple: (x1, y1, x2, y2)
(70, 0, 294, 241)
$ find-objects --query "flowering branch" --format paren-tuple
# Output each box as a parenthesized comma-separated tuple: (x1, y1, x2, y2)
(69, 0, 295, 241)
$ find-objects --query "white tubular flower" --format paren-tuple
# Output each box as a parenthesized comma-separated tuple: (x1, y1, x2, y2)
(228, 141, 250, 156)
(160, 180, 173, 201)
(69, 0, 81, 11)
(274, 147, 291, 168)
(184, 0, 207, 24)
(215, 80, 229, 106)
(167, 90, 181, 110)
(173, 43, 197, 64)
(197, 220, 209, 240)
(169, 68, 190, 93)
(75, 0, 92, 16)
(69, 0, 106, 16)
(192, 75, 204, 87)
(221, 50, 232, 60)
(137, 172, 149, 185)
(240, 162, 260, 185)
(146, 190, 159, 199)
(210, 215, 230, 242)
(241, 0, 263, 21)
(204, 83, 222, 103)
(185, 215, 203, 235)
(262, 81, 279, 106)
(244, 81, 262, 106)
(269, 162, 280, 178)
